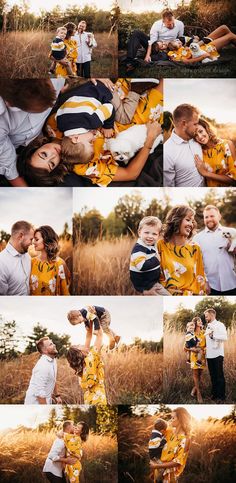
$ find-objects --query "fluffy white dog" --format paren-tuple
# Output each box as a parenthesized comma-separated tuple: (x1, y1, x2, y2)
(189, 42, 216, 63)
(222, 227, 236, 273)
(105, 124, 163, 164)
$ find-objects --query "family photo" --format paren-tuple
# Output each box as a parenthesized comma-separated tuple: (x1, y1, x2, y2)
(0, 1, 118, 78)
(0, 405, 118, 482)
(0, 77, 163, 187)
(0, 296, 163, 405)
(72, 186, 236, 296)
(163, 78, 236, 187)
(163, 296, 236, 404)
(0, 188, 73, 296)
(118, 0, 236, 78)
(118, 403, 236, 482)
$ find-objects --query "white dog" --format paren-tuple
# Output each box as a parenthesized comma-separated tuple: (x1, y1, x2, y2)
(189, 42, 216, 63)
(105, 124, 163, 164)
(222, 227, 236, 273)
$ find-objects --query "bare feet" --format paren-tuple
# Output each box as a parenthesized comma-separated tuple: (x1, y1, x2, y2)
(197, 391, 203, 403)
(191, 387, 197, 397)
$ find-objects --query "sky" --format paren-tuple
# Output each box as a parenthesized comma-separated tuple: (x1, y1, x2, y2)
(119, 0, 190, 13)
(141, 404, 234, 421)
(73, 187, 226, 217)
(0, 296, 163, 346)
(163, 296, 235, 313)
(6, 0, 113, 15)
(164, 79, 236, 124)
(0, 188, 72, 234)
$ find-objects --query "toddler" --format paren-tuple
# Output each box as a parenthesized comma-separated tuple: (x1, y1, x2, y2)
(67, 305, 120, 350)
(49, 27, 74, 76)
(130, 216, 170, 295)
(185, 321, 203, 366)
(149, 418, 167, 482)
(168, 37, 219, 62)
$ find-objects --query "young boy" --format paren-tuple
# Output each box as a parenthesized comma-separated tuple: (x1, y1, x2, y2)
(49, 27, 75, 76)
(185, 321, 203, 366)
(67, 305, 120, 350)
(149, 418, 168, 482)
(130, 216, 170, 295)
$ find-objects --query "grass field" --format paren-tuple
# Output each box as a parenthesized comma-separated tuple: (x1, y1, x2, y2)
(73, 237, 136, 295)
(0, 428, 117, 483)
(118, 413, 236, 482)
(0, 31, 117, 78)
(163, 326, 236, 404)
(0, 349, 163, 405)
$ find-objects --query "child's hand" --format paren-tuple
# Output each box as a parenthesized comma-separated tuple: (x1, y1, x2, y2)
(102, 128, 114, 138)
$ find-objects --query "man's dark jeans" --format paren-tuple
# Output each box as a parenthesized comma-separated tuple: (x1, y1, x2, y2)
(126, 30, 149, 64)
(207, 356, 226, 400)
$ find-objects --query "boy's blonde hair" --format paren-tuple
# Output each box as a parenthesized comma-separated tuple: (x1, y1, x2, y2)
(186, 321, 194, 331)
(57, 27, 67, 34)
(61, 136, 93, 164)
(168, 40, 179, 50)
(154, 418, 168, 431)
(67, 310, 82, 325)
(138, 216, 162, 232)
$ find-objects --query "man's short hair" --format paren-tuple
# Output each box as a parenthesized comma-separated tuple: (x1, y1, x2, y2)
(0, 80, 57, 111)
(203, 205, 220, 214)
(138, 216, 162, 231)
(162, 9, 174, 20)
(204, 308, 216, 316)
(63, 420, 73, 431)
(173, 104, 200, 124)
(36, 336, 49, 354)
(11, 220, 33, 237)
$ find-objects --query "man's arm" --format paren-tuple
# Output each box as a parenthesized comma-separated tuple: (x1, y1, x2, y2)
(0, 263, 9, 295)
(163, 151, 176, 187)
(213, 323, 228, 342)
(177, 20, 184, 37)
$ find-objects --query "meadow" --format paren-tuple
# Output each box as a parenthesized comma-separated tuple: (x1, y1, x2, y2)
(118, 413, 236, 482)
(0, 428, 117, 483)
(0, 31, 117, 78)
(0, 348, 163, 405)
(163, 326, 236, 404)
(73, 237, 136, 295)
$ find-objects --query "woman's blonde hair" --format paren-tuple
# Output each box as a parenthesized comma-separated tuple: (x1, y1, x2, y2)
(196, 118, 220, 146)
(174, 407, 192, 437)
(163, 205, 196, 242)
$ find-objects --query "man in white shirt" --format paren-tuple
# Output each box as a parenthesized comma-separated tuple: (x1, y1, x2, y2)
(204, 308, 227, 401)
(164, 103, 205, 187)
(125, 9, 184, 71)
(24, 337, 62, 405)
(0, 220, 34, 295)
(193, 205, 236, 295)
(73, 20, 97, 78)
(43, 420, 77, 483)
(0, 78, 65, 186)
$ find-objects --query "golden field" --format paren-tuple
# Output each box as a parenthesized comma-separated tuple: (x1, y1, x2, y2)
(0, 349, 163, 405)
(118, 413, 236, 482)
(0, 31, 117, 78)
(0, 428, 117, 482)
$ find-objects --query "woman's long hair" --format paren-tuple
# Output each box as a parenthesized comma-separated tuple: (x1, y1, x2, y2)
(34, 225, 59, 261)
(192, 316, 203, 331)
(78, 421, 90, 442)
(196, 118, 220, 146)
(67, 346, 86, 377)
(163, 205, 196, 242)
(64, 22, 76, 39)
(174, 407, 192, 438)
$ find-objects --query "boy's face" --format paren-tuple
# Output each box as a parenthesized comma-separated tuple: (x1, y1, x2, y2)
(172, 39, 182, 49)
(58, 29, 67, 40)
(138, 224, 160, 246)
(69, 311, 84, 324)
(188, 322, 195, 332)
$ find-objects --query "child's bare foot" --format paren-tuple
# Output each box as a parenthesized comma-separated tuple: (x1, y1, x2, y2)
(197, 391, 203, 403)
(102, 128, 114, 138)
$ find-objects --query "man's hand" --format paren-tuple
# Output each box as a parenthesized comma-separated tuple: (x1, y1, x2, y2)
(55, 396, 62, 404)
(206, 281, 211, 295)
(144, 54, 151, 63)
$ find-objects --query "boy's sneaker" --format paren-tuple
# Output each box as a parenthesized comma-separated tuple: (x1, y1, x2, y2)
(130, 78, 159, 94)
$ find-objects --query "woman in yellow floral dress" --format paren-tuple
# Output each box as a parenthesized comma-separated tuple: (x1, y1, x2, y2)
(30, 225, 70, 295)
(193, 118, 236, 187)
(150, 407, 192, 482)
(67, 326, 107, 404)
(157, 205, 206, 295)
(64, 421, 89, 483)
(55, 22, 77, 78)
(185, 317, 206, 403)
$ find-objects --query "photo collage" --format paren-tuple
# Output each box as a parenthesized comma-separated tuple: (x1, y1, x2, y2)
(0, 1, 235, 482)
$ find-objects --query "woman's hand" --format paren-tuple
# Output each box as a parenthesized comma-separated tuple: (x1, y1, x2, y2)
(146, 121, 162, 144)
(150, 460, 162, 469)
(194, 155, 207, 175)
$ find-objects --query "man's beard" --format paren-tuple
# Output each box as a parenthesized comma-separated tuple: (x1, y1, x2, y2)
(19, 242, 29, 254)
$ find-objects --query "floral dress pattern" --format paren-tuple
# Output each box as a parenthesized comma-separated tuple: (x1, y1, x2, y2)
(55, 38, 77, 77)
(190, 330, 206, 370)
(80, 347, 107, 404)
(168, 42, 219, 62)
(64, 433, 82, 483)
(202, 140, 236, 186)
(160, 428, 189, 482)
(157, 240, 206, 295)
(30, 256, 70, 295)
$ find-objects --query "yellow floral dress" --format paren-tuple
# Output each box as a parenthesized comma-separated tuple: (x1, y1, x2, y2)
(168, 46, 192, 62)
(55, 38, 77, 77)
(160, 428, 189, 482)
(30, 257, 70, 295)
(202, 140, 236, 186)
(190, 330, 206, 370)
(80, 346, 107, 404)
(64, 433, 82, 483)
(157, 239, 206, 295)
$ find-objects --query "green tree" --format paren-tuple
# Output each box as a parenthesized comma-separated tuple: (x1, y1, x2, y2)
(103, 211, 126, 238)
(24, 323, 47, 354)
(24, 323, 71, 357)
(0, 316, 20, 360)
(114, 191, 145, 235)
(194, 296, 236, 329)
(96, 405, 118, 435)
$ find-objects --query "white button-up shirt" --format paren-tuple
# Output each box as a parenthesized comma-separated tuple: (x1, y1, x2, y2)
(193, 225, 236, 291)
(24, 354, 57, 404)
(0, 78, 65, 180)
(164, 131, 205, 187)
(0, 243, 31, 295)
(149, 19, 184, 45)
(72, 31, 97, 63)
(205, 319, 227, 358)
(43, 437, 65, 477)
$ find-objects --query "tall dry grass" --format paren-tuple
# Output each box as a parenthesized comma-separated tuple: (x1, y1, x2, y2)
(0, 349, 162, 405)
(118, 414, 236, 483)
(0, 31, 117, 78)
(0, 428, 117, 483)
(163, 326, 236, 403)
(73, 237, 136, 295)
